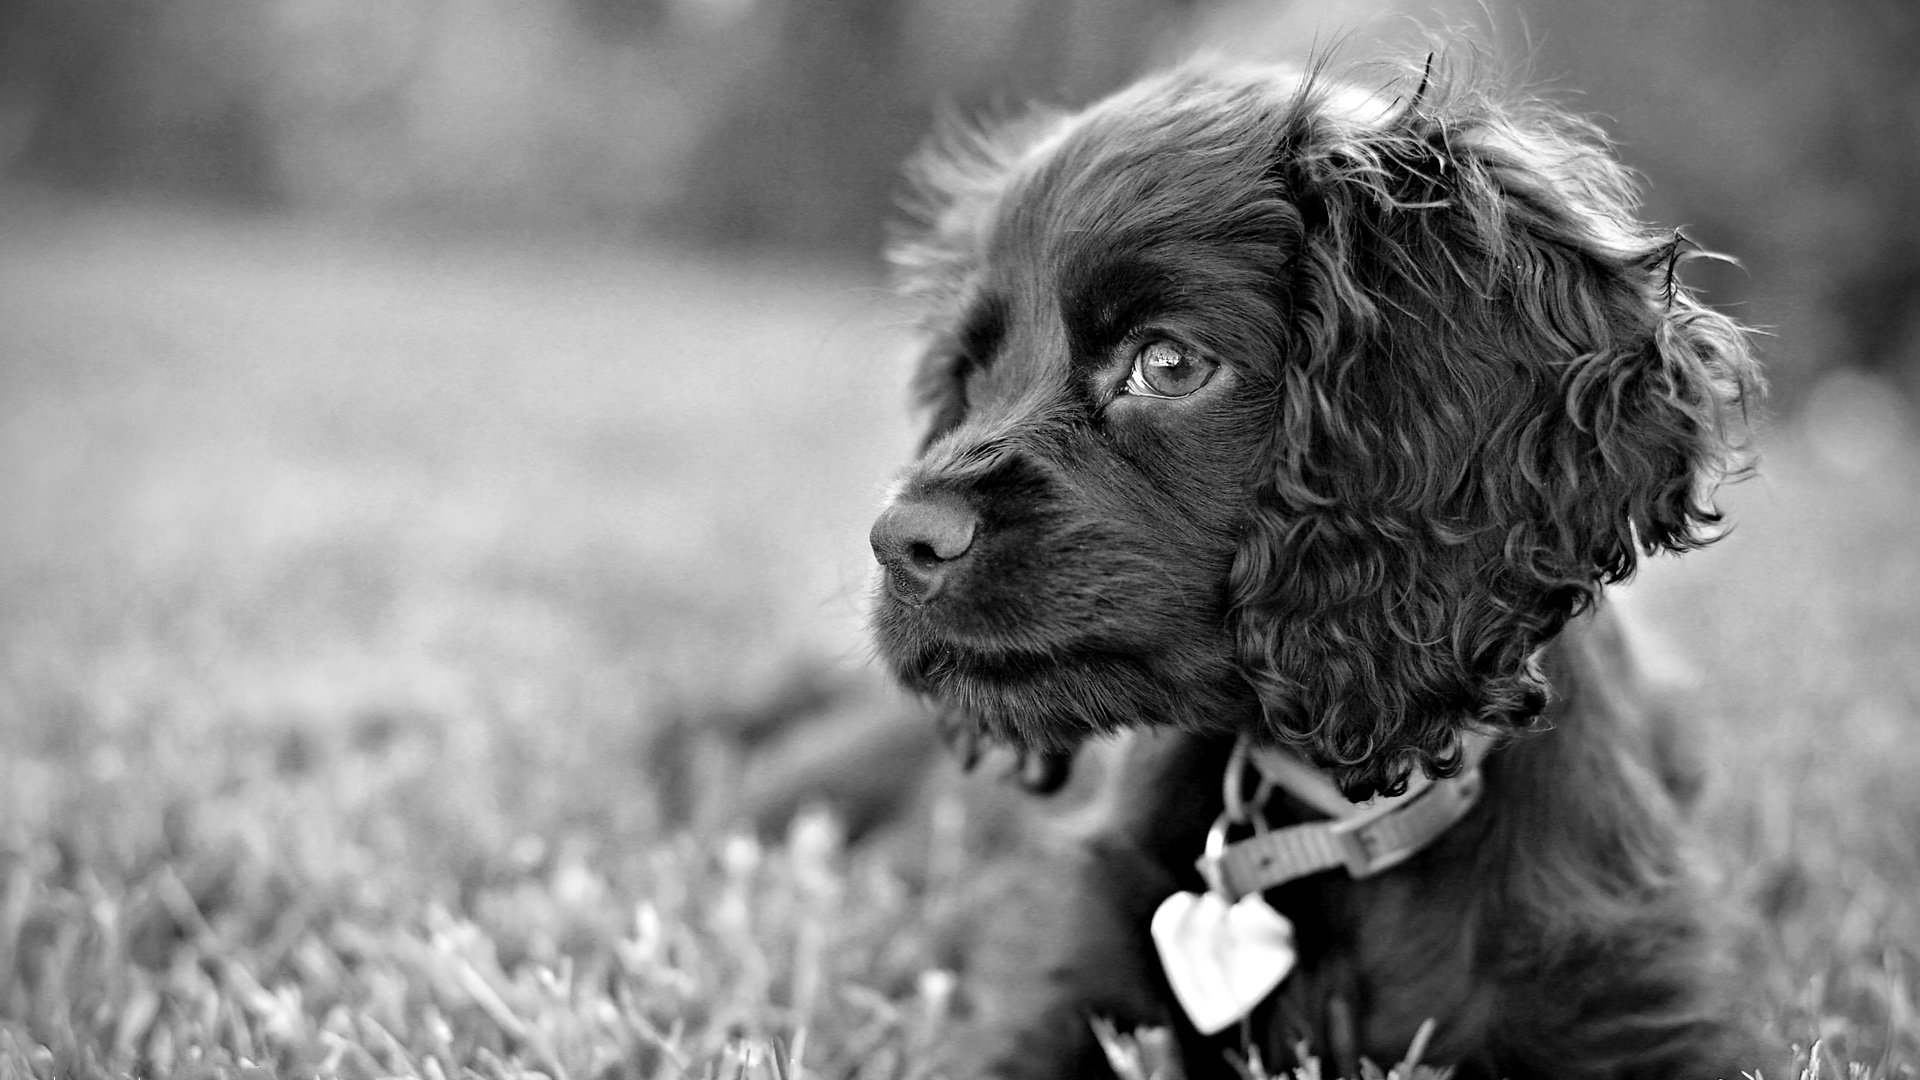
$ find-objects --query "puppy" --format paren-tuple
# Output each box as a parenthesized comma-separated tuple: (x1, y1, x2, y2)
(867, 57, 1759, 1080)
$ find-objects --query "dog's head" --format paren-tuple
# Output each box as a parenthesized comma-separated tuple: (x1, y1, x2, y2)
(868, 60, 1758, 798)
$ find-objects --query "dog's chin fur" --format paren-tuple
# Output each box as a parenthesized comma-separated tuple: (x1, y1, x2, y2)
(873, 55, 1758, 800)
(881, 642, 1256, 751)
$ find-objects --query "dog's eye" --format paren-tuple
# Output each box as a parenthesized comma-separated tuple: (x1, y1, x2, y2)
(1126, 341, 1217, 399)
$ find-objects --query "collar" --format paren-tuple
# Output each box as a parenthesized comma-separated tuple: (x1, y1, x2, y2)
(1198, 733, 1496, 901)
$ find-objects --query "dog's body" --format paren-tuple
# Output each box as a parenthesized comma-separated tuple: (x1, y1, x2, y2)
(865, 57, 1759, 1079)
(928, 609, 1738, 1079)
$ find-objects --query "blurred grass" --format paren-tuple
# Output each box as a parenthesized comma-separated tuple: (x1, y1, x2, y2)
(0, 199, 1915, 1078)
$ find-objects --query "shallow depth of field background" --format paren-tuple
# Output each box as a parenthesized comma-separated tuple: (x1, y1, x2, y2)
(1, 1, 1916, 1077)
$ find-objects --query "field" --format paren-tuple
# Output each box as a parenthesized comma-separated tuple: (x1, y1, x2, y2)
(1, 199, 1915, 1079)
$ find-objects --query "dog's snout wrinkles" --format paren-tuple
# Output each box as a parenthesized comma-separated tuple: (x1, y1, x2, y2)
(870, 495, 978, 603)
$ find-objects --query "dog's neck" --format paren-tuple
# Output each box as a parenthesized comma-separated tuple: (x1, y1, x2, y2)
(1197, 733, 1496, 900)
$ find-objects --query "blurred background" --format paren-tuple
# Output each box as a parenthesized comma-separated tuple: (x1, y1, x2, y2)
(5, 0, 1918, 403)
(1, 1, 1917, 1077)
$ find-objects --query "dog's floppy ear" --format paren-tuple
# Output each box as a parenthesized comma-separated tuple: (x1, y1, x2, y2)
(887, 108, 1065, 448)
(1231, 70, 1761, 799)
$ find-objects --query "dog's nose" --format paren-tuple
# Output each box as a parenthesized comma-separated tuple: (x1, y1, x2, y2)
(870, 494, 979, 603)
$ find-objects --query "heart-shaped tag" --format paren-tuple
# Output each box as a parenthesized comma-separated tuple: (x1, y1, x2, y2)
(1149, 889, 1296, 1035)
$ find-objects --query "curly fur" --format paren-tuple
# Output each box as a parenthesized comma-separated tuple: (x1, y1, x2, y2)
(867, 51, 1762, 1079)
(879, 56, 1756, 798)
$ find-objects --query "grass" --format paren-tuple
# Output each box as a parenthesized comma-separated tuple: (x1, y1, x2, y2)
(0, 197, 1915, 1079)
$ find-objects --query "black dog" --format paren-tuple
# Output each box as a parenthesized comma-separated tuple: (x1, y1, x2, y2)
(868, 56, 1760, 1079)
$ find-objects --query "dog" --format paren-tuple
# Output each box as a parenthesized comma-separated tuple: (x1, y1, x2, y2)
(865, 55, 1761, 1080)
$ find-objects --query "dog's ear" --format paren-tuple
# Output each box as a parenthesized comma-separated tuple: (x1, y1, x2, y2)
(887, 109, 1065, 448)
(1231, 73, 1761, 798)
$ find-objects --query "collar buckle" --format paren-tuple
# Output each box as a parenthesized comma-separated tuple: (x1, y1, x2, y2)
(1328, 764, 1485, 879)
(1328, 813, 1399, 878)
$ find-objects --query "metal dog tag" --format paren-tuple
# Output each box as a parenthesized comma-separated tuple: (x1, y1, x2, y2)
(1149, 887, 1296, 1035)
